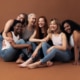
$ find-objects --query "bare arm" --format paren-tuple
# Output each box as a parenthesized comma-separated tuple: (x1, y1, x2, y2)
(31, 34, 51, 57)
(2, 19, 14, 40)
(7, 32, 31, 49)
(47, 33, 67, 53)
(73, 31, 79, 63)
(31, 43, 42, 57)
(29, 30, 48, 43)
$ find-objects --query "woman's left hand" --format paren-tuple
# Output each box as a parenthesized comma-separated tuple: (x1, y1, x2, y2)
(47, 46, 54, 54)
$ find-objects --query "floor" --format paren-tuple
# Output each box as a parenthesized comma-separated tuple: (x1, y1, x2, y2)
(0, 58, 80, 80)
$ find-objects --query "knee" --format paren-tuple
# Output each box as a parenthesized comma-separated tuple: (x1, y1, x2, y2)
(63, 55, 71, 62)
(51, 48, 58, 53)
(26, 41, 32, 45)
(17, 39, 25, 44)
(42, 42, 48, 47)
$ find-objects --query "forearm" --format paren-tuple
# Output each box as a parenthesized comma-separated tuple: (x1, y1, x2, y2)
(74, 46, 79, 61)
(34, 43, 42, 53)
(53, 45, 67, 51)
(2, 32, 7, 39)
(29, 38, 42, 43)
(11, 43, 30, 49)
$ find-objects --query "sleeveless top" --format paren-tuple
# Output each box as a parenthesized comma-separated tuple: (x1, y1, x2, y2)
(70, 35, 74, 47)
(22, 28, 34, 42)
(51, 33, 62, 46)
(2, 31, 19, 50)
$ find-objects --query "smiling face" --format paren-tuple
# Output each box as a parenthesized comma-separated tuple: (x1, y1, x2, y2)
(38, 18, 45, 28)
(63, 23, 71, 34)
(28, 14, 36, 25)
(16, 14, 25, 22)
(49, 20, 58, 32)
(14, 23, 23, 34)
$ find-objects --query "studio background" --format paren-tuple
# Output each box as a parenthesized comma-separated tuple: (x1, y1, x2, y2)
(0, 0, 80, 32)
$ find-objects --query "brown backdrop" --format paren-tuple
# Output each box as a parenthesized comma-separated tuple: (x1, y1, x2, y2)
(0, 0, 80, 32)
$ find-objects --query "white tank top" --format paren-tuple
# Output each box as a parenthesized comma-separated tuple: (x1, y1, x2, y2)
(2, 31, 20, 50)
(51, 33, 62, 46)
(70, 35, 74, 47)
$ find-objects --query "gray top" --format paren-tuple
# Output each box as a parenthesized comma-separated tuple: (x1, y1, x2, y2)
(22, 28, 34, 42)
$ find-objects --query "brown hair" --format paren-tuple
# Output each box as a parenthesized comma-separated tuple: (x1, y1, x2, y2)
(35, 16, 48, 39)
(20, 13, 28, 26)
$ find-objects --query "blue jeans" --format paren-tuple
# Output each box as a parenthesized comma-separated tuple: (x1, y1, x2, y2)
(41, 42, 71, 63)
(21, 41, 37, 58)
(1, 39, 28, 61)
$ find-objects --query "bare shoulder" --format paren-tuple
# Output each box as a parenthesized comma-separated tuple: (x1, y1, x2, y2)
(73, 30, 79, 35)
(73, 30, 80, 42)
(60, 32, 66, 37)
(73, 30, 80, 38)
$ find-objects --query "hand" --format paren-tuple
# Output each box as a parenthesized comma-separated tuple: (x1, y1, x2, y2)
(47, 46, 54, 54)
(41, 39, 46, 42)
(27, 45, 32, 52)
(6, 37, 13, 42)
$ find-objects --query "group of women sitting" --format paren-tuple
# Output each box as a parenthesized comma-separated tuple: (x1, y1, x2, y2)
(0, 13, 80, 69)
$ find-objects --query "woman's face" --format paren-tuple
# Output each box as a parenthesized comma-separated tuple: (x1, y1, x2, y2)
(28, 15, 36, 25)
(14, 23, 23, 34)
(63, 23, 71, 33)
(16, 14, 25, 22)
(38, 18, 45, 28)
(49, 20, 58, 32)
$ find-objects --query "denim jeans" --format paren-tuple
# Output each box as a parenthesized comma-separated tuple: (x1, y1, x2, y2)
(22, 41, 37, 58)
(41, 42, 72, 63)
(1, 39, 28, 61)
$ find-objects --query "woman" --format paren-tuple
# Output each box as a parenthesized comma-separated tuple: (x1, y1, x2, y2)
(0, 13, 27, 55)
(19, 16, 48, 67)
(2, 13, 28, 41)
(61, 20, 80, 65)
(24, 18, 71, 69)
(1, 21, 31, 62)
(16, 13, 37, 63)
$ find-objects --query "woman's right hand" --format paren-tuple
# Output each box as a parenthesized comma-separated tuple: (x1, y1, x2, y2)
(41, 39, 46, 42)
(5, 37, 13, 42)
(27, 45, 32, 52)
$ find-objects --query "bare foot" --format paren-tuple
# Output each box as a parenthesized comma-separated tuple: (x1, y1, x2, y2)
(38, 63, 48, 68)
(19, 62, 28, 68)
(16, 59, 24, 64)
(47, 61, 53, 67)
(73, 61, 80, 65)
(19, 58, 33, 68)
(27, 62, 41, 69)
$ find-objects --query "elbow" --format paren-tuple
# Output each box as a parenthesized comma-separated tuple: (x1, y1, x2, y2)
(29, 38, 31, 41)
(63, 46, 67, 51)
(29, 38, 32, 42)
